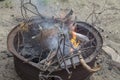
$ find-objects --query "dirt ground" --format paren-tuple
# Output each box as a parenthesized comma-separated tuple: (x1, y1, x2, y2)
(0, 0, 120, 80)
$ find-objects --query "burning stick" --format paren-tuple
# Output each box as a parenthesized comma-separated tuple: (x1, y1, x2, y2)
(78, 51, 101, 73)
(70, 23, 89, 50)
(72, 31, 89, 42)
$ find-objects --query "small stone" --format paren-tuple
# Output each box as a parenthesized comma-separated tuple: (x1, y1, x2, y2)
(2, 57, 6, 60)
(0, 50, 7, 53)
(104, 35, 109, 38)
(108, 66, 112, 70)
(6, 53, 13, 57)
(10, 6, 13, 9)
(11, 14, 14, 17)
(98, 27, 104, 32)
(109, 32, 112, 33)
(106, 36, 109, 38)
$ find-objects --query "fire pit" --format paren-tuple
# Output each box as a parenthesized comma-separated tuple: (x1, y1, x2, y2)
(7, 16, 102, 80)
(7, 1, 103, 80)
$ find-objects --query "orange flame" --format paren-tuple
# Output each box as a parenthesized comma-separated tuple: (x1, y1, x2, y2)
(70, 31, 80, 48)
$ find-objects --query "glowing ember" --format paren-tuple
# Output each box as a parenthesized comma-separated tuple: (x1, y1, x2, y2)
(70, 31, 80, 48)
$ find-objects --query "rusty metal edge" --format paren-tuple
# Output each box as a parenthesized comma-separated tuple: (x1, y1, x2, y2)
(7, 24, 40, 69)
(76, 21, 103, 63)
(7, 22, 103, 70)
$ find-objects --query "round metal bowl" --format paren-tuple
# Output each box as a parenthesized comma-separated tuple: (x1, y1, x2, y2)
(7, 21, 103, 80)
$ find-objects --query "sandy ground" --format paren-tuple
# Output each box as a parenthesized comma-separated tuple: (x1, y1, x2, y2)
(0, 0, 120, 80)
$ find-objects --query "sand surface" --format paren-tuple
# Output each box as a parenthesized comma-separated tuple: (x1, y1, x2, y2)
(0, 0, 120, 80)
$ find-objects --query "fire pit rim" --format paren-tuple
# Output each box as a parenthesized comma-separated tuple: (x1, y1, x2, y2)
(76, 21, 103, 62)
(7, 24, 40, 69)
(7, 21, 103, 70)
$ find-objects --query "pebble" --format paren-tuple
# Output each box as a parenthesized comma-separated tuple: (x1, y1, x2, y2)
(108, 66, 112, 70)
(105, 35, 109, 38)
(10, 6, 13, 9)
(0, 50, 7, 54)
(6, 53, 13, 58)
(10, 14, 14, 17)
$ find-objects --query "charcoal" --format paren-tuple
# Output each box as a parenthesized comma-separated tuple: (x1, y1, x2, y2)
(20, 43, 39, 58)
